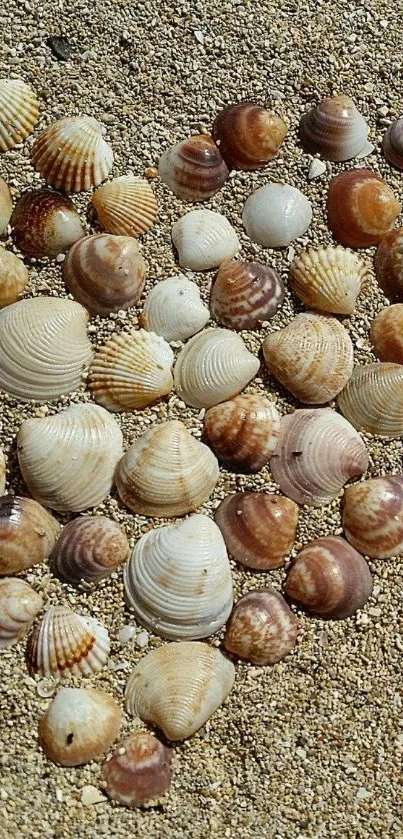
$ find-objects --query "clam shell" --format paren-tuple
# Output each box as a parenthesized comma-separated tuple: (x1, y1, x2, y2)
(31, 115, 114, 192)
(375, 228, 403, 302)
(18, 403, 123, 512)
(242, 183, 312, 248)
(50, 515, 129, 586)
(343, 476, 403, 559)
(289, 245, 368, 315)
(125, 642, 235, 740)
(0, 78, 39, 151)
(299, 95, 369, 161)
(210, 260, 284, 329)
(0, 578, 43, 650)
(123, 514, 233, 640)
(382, 118, 403, 170)
(0, 448, 5, 495)
(102, 731, 172, 807)
(142, 274, 209, 342)
(327, 169, 401, 248)
(0, 247, 29, 308)
(0, 176, 12, 234)
(171, 209, 239, 270)
(92, 175, 157, 238)
(337, 362, 403, 438)
(212, 103, 287, 170)
(203, 394, 280, 472)
(27, 605, 110, 678)
(11, 189, 85, 258)
(224, 589, 299, 665)
(0, 496, 60, 575)
(370, 305, 403, 364)
(159, 134, 229, 201)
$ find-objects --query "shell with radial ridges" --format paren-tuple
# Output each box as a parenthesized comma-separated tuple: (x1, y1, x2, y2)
(289, 245, 368, 315)
(142, 275, 209, 342)
(0, 247, 29, 308)
(92, 175, 157, 238)
(343, 475, 403, 559)
(337, 362, 403, 438)
(0, 578, 43, 650)
(172, 210, 240, 270)
(0, 78, 39, 151)
(27, 605, 110, 678)
(31, 115, 113, 192)
(0, 177, 12, 234)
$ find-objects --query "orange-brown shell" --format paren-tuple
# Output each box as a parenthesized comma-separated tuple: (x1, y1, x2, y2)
(0, 495, 60, 576)
(204, 394, 280, 473)
(343, 475, 403, 559)
(327, 169, 401, 248)
(212, 102, 287, 170)
(102, 731, 173, 807)
(210, 260, 284, 330)
(158, 134, 229, 201)
(375, 228, 403, 302)
(224, 589, 299, 665)
(11, 189, 85, 258)
(370, 305, 403, 363)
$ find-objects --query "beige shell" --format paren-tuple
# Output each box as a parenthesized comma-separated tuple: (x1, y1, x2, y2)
(0, 495, 60, 575)
(171, 210, 240, 271)
(337, 362, 403, 438)
(125, 642, 235, 740)
(0, 448, 5, 495)
(0, 177, 12, 234)
(142, 274, 210, 342)
(0, 578, 43, 650)
(224, 589, 299, 665)
(17, 403, 123, 512)
(0, 247, 29, 308)
(289, 246, 368, 315)
(203, 394, 280, 472)
(343, 476, 403, 559)
(27, 605, 110, 678)
(31, 115, 114, 192)
(102, 731, 172, 807)
(92, 175, 157, 238)
(50, 515, 129, 586)
(0, 78, 39, 151)
(11, 189, 86, 258)
(370, 306, 403, 364)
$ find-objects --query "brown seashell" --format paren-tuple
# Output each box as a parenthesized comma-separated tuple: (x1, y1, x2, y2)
(0, 247, 29, 308)
(92, 175, 157, 238)
(0, 496, 60, 576)
(337, 362, 403, 438)
(102, 731, 173, 807)
(11, 189, 85, 258)
(370, 305, 403, 363)
(159, 134, 229, 201)
(0, 176, 12, 235)
(343, 476, 403, 559)
(382, 118, 403, 171)
(299, 95, 369, 161)
(31, 115, 113, 192)
(50, 515, 129, 586)
(203, 394, 280, 473)
(210, 260, 284, 330)
(289, 245, 368, 315)
(374, 228, 403, 302)
(224, 589, 299, 665)
(212, 102, 287, 170)
(327, 169, 401, 249)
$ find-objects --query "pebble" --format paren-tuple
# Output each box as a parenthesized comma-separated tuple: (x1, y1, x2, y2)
(80, 786, 106, 806)
(308, 158, 327, 180)
(46, 35, 73, 61)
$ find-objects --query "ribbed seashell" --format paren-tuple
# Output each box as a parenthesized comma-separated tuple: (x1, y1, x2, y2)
(123, 514, 233, 640)
(299, 95, 369, 161)
(27, 605, 110, 678)
(270, 408, 369, 507)
(0, 496, 60, 575)
(159, 134, 229, 201)
(327, 169, 401, 248)
(289, 245, 368, 315)
(374, 228, 403, 302)
(343, 476, 403, 559)
(0, 578, 43, 650)
(284, 536, 373, 619)
(125, 642, 235, 740)
(224, 589, 299, 665)
(174, 328, 259, 409)
(39, 688, 122, 766)
(203, 394, 280, 472)
(116, 420, 219, 517)
(18, 403, 123, 512)
(11, 189, 85, 258)
(370, 306, 403, 364)
(214, 492, 299, 570)
(0, 448, 5, 495)
(31, 115, 113, 192)
(0, 247, 29, 308)
(262, 313, 354, 404)
(0, 78, 39, 151)
(92, 175, 157, 238)
(0, 297, 92, 402)
(337, 362, 403, 438)
(142, 274, 209, 342)
(50, 516, 129, 586)
(210, 260, 284, 329)
(212, 103, 287, 170)
(0, 177, 12, 234)
(102, 731, 172, 807)
(242, 184, 312, 248)
(382, 118, 403, 170)
(171, 210, 240, 270)
(89, 329, 173, 411)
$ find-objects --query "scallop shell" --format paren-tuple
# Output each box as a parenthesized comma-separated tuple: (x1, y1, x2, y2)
(0, 247, 29, 308)
(343, 476, 403, 559)
(123, 514, 233, 640)
(125, 642, 235, 740)
(0, 496, 60, 575)
(0, 448, 5, 495)
(242, 183, 312, 248)
(11, 189, 85, 258)
(31, 115, 114, 192)
(212, 103, 287, 170)
(0, 578, 43, 650)
(337, 362, 403, 438)
(116, 420, 219, 518)
(210, 260, 284, 329)
(17, 403, 123, 512)
(142, 274, 209, 342)
(299, 95, 369, 161)
(370, 305, 403, 364)
(0, 177, 12, 234)
(158, 134, 229, 201)
(92, 175, 157, 238)
(50, 516, 129, 586)
(27, 605, 110, 678)
(203, 394, 280, 472)
(270, 408, 369, 507)
(171, 210, 240, 271)
(173, 328, 259, 409)
(102, 731, 172, 807)
(289, 245, 368, 315)
(0, 78, 39, 151)
(375, 228, 403, 302)
(382, 118, 403, 170)
(327, 169, 401, 248)
(224, 589, 299, 665)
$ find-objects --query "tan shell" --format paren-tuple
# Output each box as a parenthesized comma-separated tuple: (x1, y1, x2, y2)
(142, 274, 210, 342)
(92, 175, 157, 237)
(0, 578, 43, 650)
(0, 78, 39, 151)
(11, 189, 85, 258)
(158, 134, 229, 201)
(299, 95, 369, 161)
(39, 688, 122, 766)
(31, 115, 114, 192)
(343, 475, 403, 559)
(337, 362, 403, 438)
(50, 516, 129, 585)
(289, 246, 368, 315)
(210, 260, 285, 330)
(0, 247, 29, 308)
(0, 495, 60, 575)
(27, 605, 110, 678)
(0, 177, 12, 234)
(370, 305, 403, 364)
(224, 589, 299, 665)
(0, 447, 5, 495)
(203, 394, 280, 472)
(102, 731, 172, 807)
(375, 228, 403, 302)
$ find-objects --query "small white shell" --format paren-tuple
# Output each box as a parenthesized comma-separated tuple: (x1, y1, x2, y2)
(0, 78, 39, 151)
(242, 183, 312, 247)
(92, 175, 157, 238)
(0, 177, 12, 235)
(27, 605, 110, 678)
(0, 578, 43, 650)
(31, 115, 113, 192)
(172, 209, 240, 270)
(142, 275, 210, 342)
(0, 448, 5, 495)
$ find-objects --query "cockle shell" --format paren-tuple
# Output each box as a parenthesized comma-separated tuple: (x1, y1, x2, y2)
(89, 329, 173, 411)
(262, 313, 354, 404)
(116, 420, 219, 517)
(299, 95, 369, 161)
(343, 476, 403, 559)
(11, 189, 85, 258)
(125, 642, 235, 740)
(102, 731, 173, 807)
(270, 408, 369, 507)
(327, 169, 401, 248)
(174, 328, 259, 409)
(0, 78, 39, 151)
(0, 496, 60, 575)
(212, 103, 287, 170)
(92, 175, 157, 238)
(224, 589, 299, 665)
(284, 536, 373, 619)
(0, 578, 43, 649)
(39, 688, 122, 766)
(142, 274, 209, 342)
(375, 228, 403, 302)
(123, 514, 233, 640)
(158, 134, 229, 201)
(337, 362, 403, 438)
(382, 118, 403, 170)
(27, 605, 110, 678)
(210, 260, 284, 329)
(50, 516, 129, 585)
(18, 403, 123, 512)
(0, 177, 12, 234)
(0, 247, 29, 308)
(242, 183, 312, 248)
(370, 305, 403, 364)
(0, 297, 92, 402)
(289, 245, 368, 315)
(203, 394, 280, 472)
(0, 448, 5, 495)
(171, 209, 240, 270)
(31, 115, 114, 192)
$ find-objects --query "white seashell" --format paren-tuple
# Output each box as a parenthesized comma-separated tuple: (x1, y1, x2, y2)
(0, 177, 12, 234)
(31, 115, 114, 192)
(92, 175, 157, 238)
(242, 183, 312, 247)
(0, 578, 43, 650)
(0, 247, 29, 309)
(142, 274, 210, 342)
(27, 605, 110, 678)
(172, 209, 240, 270)
(289, 246, 368, 315)
(0, 78, 39, 151)
(0, 448, 5, 495)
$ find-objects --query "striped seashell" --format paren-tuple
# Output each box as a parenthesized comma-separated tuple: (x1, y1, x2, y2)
(0, 578, 43, 650)
(31, 115, 113, 192)
(159, 134, 229, 201)
(243, 183, 312, 248)
(0, 78, 39, 151)
(382, 118, 403, 171)
(224, 589, 299, 665)
(92, 175, 157, 238)
(0, 448, 5, 495)
(50, 516, 129, 586)
(337, 363, 403, 438)
(0, 177, 12, 234)
(212, 103, 287, 170)
(375, 228, 403, 302)
(102, 731, 172, 807)
(210, 260, 284, 329)
(299, 95, 369, 161)
(142, 274, 209, 342)
(0, 496, 60, 575)
(289, 245, 368, 315)
(172, 209, 239, 270)
(327, 169, 401, 248)
(370, 305, 403, 364)
(343, 475, 403, 559)
(11, 189, 85, 258)
(27, 605, 110, 678)
(203, 394, 280, 472)
(0, 247, 29, 308)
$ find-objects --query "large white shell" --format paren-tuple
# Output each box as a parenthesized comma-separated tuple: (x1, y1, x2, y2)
(172, 209, 240, 270)
(0, 78, 39, 152)
(92, 175, 157, 238)
(242, 183, 312, 247)
(0, 448, 5, 495)
(0, 177, 12, 234)
(142, 275, 210, 342)
(0, 578, 43, 650)
(31, 116, 113, 192)
(27, 605, 110, 678)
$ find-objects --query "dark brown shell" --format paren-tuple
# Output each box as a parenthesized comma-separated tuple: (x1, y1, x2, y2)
(212, 102, 287, 170)
(210, 260, 284, 329)
(343, 475, 403, 559)
(158, 134, 229, 201)
(224, 589, 299, 665)
(50, 515, 129, 585)
(382, 118, 403, 170)
(327, 169, 401, 249)
(11, 189, 85, 258)
(102, 731, 173, 807)
(375, 228, 403, 302)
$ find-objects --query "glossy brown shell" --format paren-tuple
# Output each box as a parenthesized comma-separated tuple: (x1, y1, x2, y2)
(343, 476, 403, 559)
(158, 134, 229, 201)
(370, 305, 403, 363)
(375, 228, 403, 302)
(327, 169, 401, 249)
(210, 260, 284, 329)
(203, 394, 280, 473)
(299, 95, 369, 162)
(0, 495, 60, 576)
(224, 589, 299, 665)
(11, 189, 85, 258)
(212, 102, 287, 170)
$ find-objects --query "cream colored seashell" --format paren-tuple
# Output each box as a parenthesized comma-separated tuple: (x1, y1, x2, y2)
(172, 210, 240, 270)
(0, 495, 60, 575)
(17, 403, 123, 512)
(0, 78, 39, 151)
(0, 297, 93, 402)
(242, 184, 312, 248)
(142, 274, 209, 342)
(0, 247, 29, 308)
(116, 420, 219, 517)
(31, 116, 114, 192)
(0, 177, 12, 234)
(92, 175, 157, 238)
(174, 328, 260, 409)
(337, 362, 403, 438)
(124, 514, 233, 640)
(27, 605, 110, 678)
(0, 578, 43, 650)
(89, 329, 174, 412)
(125, 642, 235, 740)
(289, 246, 368, 315)
(0, 448, 5, 495)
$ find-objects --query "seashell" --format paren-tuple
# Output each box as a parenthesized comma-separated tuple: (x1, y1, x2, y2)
(0, 448, 5, 495)
(203, 394, 280, 472)
(214, 492, 299, 570)
(39, 687, 122, 766)
(142, 274, 209, 342)
(210, 260, 284, 329)
(284, 536, 373, 619)
(370, 305, 403, 364)
(212, 102, 287, 170)
(102, 731, 172, 807)
(327, 169, 401, 248)
(174, 327, 259, 409)
(0, 297, 92, 402)
(289, 245, 368, 315)
(382, 118, 403, 170)
(89, 329, 173, 411)
(374, 228, 403, 302)
(50, 516, 129, 586)
(299, 95, 369, 161)
(11, 189, 85, 258)
(270, 408, 369, 507)
(171, 209, 239, 270)
(0, 578, 43, 649)
(27, 605, 110, 678)
(158, 134, 229, 201)
(31, 115, 113, 192)
(0, 496, 60, 575)
(18, 403, 123, 512)
(242, 183, 312, 248)
(116, 420, 219, 517)
(0, 78, 39, 151)
(0, 176, 12, 234)
(224, 589, 299, 665)
(337, 362, 403, 438)
(123, 514, 233, 640)
(343, 475, 403, 559)
(92, 175, 157, 238)
(262, 313, 354, 404)
(125, 641, 235, 740)
(0, 247, 29, 308)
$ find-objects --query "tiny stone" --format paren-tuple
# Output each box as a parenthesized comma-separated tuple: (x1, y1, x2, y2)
(136, 631, 149, 648)
(194, 30, 205, 45)
(308, 158, 326, 180)
(144, 167, 159, 179)
(56, 253, 65, 263)
(287, 246, 296, 263)
(81, 785, 105, 806)
(356, 787, 371, 800)
(37, 678, 58, 698)
(47, 35, 73, 61)
(117, 625, 137, 644)
(55, 788, 63, 803)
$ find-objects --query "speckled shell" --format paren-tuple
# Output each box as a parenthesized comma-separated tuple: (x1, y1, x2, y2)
(0, 177, 12, 234)
(375, 228, 403, 302)
(0, 78, 39, 151)
(171, 209, 240, 270)
(242, 183, 312, 248)
(203, 394, 280, 472)
(212, 103, 287, 170)
(11, 189, 85, 258)
(50, 516, 129, 585)
(382, 118, 403, 170)
(142, 275, 210, 342)
(39, 688, 122, 766)
(299, 95, 369, 161)
(92, 175, 157, 238)
(159, 134, 229, 201)
(327, 169, 401, 248)
(370, 306, 403, 364)
(224, 589, 299, 665)
(210, 260, 284, 329)
(0, 448, 5, 495)
(27, 605, 110, 678)
(0, 578, 43, 650)
(0, 247, 29, 308)
(125, 642, 235, 740)
(31, 115, 113, 192)
(343, 476, 403, 559)
(0, 496, 60, 575)
(337, 362, 403, 438)
(289, 245, 368, 315)
(102, 731, 172, 807)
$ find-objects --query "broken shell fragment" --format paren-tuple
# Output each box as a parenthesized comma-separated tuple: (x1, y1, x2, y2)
(337, 362, 403, 438)
(299, 95, 369, 161)
(242, 183, 312, 247)
(375, 228, 403, 302)
(171, 209, 239, 270)
(0, 78, 39, 151)
(327, 169, 401, 248)
(31, 115, 114, 192)
(142, 274, 209, 342)
(27, 605, 110, 678)
(92, 175, 157, 238)
(50, 516, 129, 586)
(289, 245, 368, 315)
(343, 475, 403, 559)
(158, 134, 229, 201)
(102, 731, 173, 807)
(212, 102, 287, 170)
(382, 118, 403, 171)
(203, 394, 280, 472)
(0, 578, 43, 650)
(370, 305, 403, 364)
(11, 189, 85, 258)
(224, 589, 299, 665)
(210, 260, 284, 329)
(0, 177, 12, 234)
(0, 247, 29, 308)
(0, 495, 60, 575)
